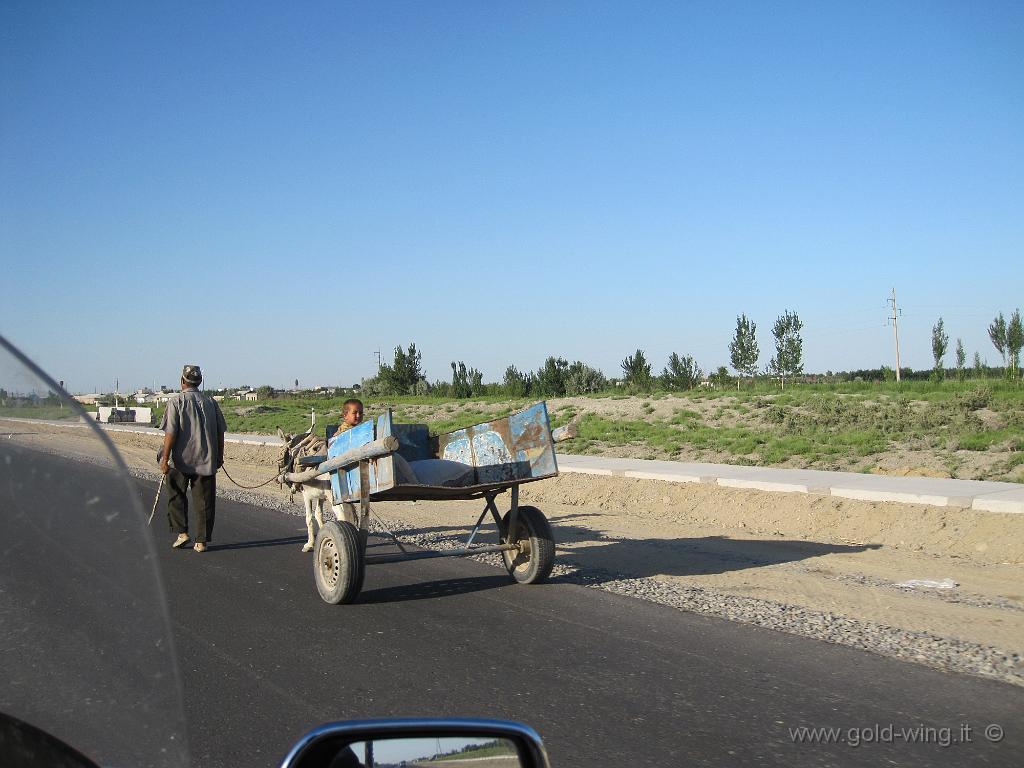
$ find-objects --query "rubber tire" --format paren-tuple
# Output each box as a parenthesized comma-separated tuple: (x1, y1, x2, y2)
(314, 520, 364, 604)
(501, 505, 555, 584)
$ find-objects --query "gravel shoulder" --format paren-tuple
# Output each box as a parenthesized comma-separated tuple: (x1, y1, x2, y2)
(6, 418, 1022, 687)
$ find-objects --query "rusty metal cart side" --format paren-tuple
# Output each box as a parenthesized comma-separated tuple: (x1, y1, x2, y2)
(289, 402, 562, 605)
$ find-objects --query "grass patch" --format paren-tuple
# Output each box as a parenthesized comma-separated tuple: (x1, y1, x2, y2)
(0, 405, 80, 421)
(956, 429, 1020, 451)
(418, 410, 493, 435)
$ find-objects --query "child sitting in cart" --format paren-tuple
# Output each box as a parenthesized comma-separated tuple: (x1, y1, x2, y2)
(328, 399, 364, 446)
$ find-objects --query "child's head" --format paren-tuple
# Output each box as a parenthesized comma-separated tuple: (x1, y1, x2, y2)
(342, 399, 364, 427)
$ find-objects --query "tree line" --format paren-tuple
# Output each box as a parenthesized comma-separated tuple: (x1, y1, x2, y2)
(929, 309, 1022, 382)
(357, 306, 1021, 399)
(359, 344, 706, 398)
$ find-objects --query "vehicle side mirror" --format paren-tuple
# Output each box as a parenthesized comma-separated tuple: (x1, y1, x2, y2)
(279, 718, 551, 768)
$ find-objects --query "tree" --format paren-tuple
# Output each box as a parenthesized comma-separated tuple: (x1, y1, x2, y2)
(450, 361, 471, 398)
(534, 357, 569, 397)
(989, 312, 1007, 371)
(255, 385, 274, 400)
(1008, 309, 1023, 381)
(379, 343, 425, 395)
(728, 314, 759, 388)
(768, 310, 804, 389)
(710, 365, 732, 389)
(468, 367, 484, 396)
(503, 365, 531, 397)
(359, 375, 384, 397)
(620, 349, 653, 391)
(565, 361, 607, 394)
(661, 353, 702, 391)
(955, 338, 966, 381)
(973, 351, 983, 379)
(931, 317, 948, 381)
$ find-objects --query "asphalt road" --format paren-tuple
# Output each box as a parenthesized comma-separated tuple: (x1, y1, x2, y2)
(2, 446, 1022, 768)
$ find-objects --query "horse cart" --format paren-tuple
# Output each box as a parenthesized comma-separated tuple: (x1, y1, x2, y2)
(280, 402, 571, 604)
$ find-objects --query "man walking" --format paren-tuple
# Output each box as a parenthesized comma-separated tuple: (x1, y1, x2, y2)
(159, 364, 226, 553)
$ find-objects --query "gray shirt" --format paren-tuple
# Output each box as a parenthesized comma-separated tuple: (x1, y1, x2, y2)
(161, 388, 227, 476)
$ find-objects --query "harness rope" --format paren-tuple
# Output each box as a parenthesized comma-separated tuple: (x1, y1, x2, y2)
(219, 463, 282, 489)
(219, 428, 327, 490)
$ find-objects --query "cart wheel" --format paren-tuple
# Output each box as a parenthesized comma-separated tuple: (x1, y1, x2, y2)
(501, 506, 555, 584)
(314, 521, 364, 604)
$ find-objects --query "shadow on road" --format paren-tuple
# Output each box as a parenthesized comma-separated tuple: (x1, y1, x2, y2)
(550, 534, 880, 583)
(357, 574, 510, 604)
(209, 535, 308, 551)
(372, 519, 881, 584)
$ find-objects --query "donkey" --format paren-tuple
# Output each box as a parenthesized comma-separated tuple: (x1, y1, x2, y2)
(277, 425, 356, 552)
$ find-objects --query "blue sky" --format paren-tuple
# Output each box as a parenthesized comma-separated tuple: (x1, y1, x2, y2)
(2, 1, 1021, 392)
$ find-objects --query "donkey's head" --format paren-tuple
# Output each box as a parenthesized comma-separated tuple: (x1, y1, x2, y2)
(276, 427, 310, 475)
(276, 427, 313, 499)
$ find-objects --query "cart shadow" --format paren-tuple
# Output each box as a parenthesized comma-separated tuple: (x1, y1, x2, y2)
(357, 574, 511, 604)
(551, 520, 881, 581)
(210, 536, 308, 551)
(373, 519, 881, 583)
(550, 536, 880, 583)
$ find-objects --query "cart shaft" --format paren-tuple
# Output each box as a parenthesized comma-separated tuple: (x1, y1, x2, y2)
(364, 542, 518, 565)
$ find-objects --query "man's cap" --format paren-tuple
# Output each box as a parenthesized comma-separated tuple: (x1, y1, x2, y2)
(182, 364, 203, 385)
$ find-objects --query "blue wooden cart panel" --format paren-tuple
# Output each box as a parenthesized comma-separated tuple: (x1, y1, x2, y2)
(436, 401, 557, 484)
(327, 418, 376, 503)
(328, 401, 558, 503)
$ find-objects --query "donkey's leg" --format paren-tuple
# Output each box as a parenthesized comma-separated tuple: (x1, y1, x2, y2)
(302, 491, 316, 552)
(313, 490, 326, 534)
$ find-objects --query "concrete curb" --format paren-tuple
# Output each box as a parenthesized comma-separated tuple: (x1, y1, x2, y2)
(555, 455, 1024, 514)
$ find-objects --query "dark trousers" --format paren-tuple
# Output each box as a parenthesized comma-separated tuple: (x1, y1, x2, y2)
(167, 467, 216, 543)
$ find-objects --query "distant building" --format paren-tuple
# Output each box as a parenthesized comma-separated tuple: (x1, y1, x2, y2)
(133, 388, 155, 404)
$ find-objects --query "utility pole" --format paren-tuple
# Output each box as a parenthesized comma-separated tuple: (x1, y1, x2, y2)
(374, 350, 382, 370)
(888, 288, 901, 383)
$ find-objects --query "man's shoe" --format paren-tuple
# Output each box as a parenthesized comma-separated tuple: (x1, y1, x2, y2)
(194, 542, 207, 553)
(172, 533, 190, 549)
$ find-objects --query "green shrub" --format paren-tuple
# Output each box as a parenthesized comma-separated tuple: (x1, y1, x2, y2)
(955, 386, 993, 411)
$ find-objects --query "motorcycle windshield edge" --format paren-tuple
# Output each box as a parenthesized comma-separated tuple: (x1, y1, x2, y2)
(0, 335, 189, 768)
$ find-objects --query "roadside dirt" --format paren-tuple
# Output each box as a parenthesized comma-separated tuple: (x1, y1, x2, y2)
(7, 418, 1022, 671)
